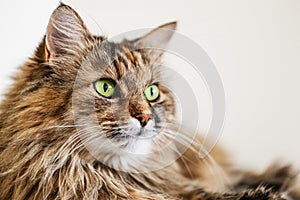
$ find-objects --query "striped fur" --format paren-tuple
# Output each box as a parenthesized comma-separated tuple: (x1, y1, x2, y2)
(0, 4, 299, 200)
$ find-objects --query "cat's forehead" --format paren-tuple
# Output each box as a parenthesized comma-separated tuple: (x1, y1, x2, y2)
(84, 39, 157, 85)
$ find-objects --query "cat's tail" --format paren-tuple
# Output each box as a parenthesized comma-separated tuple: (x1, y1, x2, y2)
(233, 163, 300, 200)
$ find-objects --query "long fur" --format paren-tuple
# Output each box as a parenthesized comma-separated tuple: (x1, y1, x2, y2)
(0, 4, 299, 200)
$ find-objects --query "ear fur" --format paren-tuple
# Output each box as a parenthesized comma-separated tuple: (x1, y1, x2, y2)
(45, 4, 89, 59)
(136, 21, 177, 50)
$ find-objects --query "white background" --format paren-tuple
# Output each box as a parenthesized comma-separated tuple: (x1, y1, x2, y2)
(0, 0, 299, 171)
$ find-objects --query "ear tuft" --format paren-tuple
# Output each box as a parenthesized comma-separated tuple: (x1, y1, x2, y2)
(45, 4, 89, 59)
(136, 21, 177, 50)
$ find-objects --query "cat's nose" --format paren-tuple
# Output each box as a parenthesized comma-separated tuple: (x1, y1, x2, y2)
(135, 113, 151, 127)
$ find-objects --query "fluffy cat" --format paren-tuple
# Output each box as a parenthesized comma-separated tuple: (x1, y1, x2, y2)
(0, 4, 299, 200)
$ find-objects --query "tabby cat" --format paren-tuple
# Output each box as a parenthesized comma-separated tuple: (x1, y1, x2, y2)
(0, 4, 299, 200)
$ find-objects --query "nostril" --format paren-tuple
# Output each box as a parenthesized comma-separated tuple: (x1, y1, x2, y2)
(135, 113, 151, 127)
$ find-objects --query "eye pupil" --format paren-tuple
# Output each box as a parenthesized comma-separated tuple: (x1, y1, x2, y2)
(150, 87, 154, 96)
(103, 83, 108, 92)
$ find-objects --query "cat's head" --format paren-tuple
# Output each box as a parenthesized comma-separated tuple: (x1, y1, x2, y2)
(40, 4, 178, 172)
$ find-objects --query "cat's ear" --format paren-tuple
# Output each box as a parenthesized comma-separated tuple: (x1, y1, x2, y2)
(135, 22, 177, 50)
(45, 4, 89, 59)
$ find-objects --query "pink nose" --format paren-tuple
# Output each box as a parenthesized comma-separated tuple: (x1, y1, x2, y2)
(135, 113, 151, 127)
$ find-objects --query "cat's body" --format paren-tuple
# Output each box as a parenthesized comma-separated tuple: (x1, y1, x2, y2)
(0, 4, 299, 200)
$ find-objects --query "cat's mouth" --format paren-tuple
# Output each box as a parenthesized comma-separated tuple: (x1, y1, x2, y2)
(110, 118, 158, 141)
(111, 128, 157, 140)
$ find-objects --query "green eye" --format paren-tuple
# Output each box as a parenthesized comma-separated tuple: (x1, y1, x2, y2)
(94, 79, 115, 98)
(145, 84, 160, 101)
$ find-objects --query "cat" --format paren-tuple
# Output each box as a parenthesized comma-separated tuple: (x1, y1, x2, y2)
(0, 3, 299, 200)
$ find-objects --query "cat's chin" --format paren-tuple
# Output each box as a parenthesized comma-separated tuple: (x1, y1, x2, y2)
(82, 135, 156, 172)
(76, 118, 165, 172)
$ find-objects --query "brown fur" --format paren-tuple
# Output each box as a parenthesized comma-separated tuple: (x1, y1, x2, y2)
(0, 4, 299, 200)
